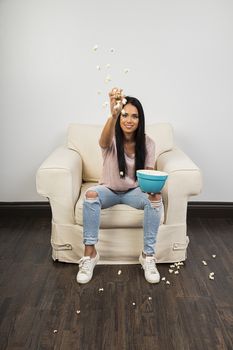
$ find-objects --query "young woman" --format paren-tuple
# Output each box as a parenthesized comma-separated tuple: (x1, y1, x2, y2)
(77, 88, 163, 284)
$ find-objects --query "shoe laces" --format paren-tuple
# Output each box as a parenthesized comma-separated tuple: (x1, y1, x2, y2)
(78, 257, 92, 273)
(144, 257, 158, 274)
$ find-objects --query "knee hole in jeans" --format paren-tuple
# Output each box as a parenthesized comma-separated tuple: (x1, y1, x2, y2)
(85, 190, 98, 200)
(149, 199, 162, 209)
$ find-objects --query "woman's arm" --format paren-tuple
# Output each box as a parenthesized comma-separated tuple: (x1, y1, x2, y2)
(99, 88, 124, 148)
(99, 116, 117, 148)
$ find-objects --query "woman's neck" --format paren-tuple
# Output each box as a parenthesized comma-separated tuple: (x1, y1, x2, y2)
(123, 133, 135, 143)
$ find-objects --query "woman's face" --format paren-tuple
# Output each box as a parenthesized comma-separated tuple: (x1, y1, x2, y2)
(120, 103, 139, 136)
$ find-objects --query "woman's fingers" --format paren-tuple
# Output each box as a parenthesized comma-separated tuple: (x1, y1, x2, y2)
(109, 87, 119, 96)
(109, 87, 123, 97)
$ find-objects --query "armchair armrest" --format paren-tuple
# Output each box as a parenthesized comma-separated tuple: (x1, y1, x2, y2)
(36, 146, 82, 224)
(157, 147, 202, 225)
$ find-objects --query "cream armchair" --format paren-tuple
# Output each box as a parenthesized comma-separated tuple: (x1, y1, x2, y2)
(36, 123, 202, 264)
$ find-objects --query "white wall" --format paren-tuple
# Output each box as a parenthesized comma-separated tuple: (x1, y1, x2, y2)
(1, 0, 233, 202)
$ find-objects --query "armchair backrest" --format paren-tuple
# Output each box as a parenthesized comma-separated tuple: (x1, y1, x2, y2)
(67, 123, 174, 182)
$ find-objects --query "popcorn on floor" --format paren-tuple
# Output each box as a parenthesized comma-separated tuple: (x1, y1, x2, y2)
(209, 272, 215, 280)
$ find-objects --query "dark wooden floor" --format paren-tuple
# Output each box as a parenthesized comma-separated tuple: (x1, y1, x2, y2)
(0, 215, 232, 350)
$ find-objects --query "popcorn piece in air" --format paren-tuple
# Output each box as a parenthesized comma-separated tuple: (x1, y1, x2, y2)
(132, 302, 136, 306)
(148, 297, 152, 300)
(174, 270, 179, 275)
(121, 108, 127, 116)
(106, 63, 111, 68)
(96, 65, 101, 70)
(202, 260, 207, 266)
(76, 310, 81, 314)
(98, 288, 104, 292)
(161, 277, 166, 281)
(169, 269, 174, 274)
(170, 264, 175, 268)
(102, 102, 108, 108)
(119, 171, 124, 177)
(124, 68, 129, 74)
(118, 270, 122, 275)
(212, 254, 216, 258)
(93, 45, 98, 51)
(53, 330, 58, 333)
(105, 75, 112, 83)
(122, 98, 127, 105)
(166, 280, 170, 285)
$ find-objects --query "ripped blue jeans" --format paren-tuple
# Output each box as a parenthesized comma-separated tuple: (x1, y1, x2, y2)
(83, 185, 163, 255)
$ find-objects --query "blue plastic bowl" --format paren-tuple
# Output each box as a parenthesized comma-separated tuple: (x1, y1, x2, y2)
(136, 170, 168, 193)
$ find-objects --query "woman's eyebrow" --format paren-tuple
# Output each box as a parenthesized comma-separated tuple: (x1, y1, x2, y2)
(122, 112, 139, 116)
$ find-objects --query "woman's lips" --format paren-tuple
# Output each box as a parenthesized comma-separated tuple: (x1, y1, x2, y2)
(125, 125, 133, 128)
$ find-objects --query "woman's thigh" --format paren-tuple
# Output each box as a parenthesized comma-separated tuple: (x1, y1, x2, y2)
(85, 185, 121, 209)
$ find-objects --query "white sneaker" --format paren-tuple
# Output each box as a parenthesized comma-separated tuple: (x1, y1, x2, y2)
(139, 253, 160, 283)
(76, 252, 100, 284)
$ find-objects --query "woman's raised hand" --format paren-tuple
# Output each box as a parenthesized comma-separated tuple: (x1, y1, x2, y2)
(109, 88, 127, 119)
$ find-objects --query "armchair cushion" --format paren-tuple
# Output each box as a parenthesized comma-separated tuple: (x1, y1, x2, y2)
(75, 182, 164, 228)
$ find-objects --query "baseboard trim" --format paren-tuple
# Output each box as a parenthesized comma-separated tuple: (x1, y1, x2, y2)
(0, 201, 232, 218)
(187, 201, 233, 218)
(0, 202, 52, 217)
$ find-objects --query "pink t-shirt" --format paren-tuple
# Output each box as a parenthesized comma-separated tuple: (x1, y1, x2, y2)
(99, 135, 155, 191)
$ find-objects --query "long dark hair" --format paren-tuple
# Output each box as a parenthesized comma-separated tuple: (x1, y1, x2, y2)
(115, 96, 146, 180)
